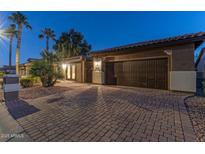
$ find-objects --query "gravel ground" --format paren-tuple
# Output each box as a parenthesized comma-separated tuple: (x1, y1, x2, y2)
(20, 86, 72, 99)
(185, 96, 205, 141)
(0, 85, 72, 101)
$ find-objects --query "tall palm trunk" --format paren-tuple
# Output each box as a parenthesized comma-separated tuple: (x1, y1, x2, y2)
(16, 24, 22, 75)
(9, 33, 13, 68)
(46, 37, 49, 51)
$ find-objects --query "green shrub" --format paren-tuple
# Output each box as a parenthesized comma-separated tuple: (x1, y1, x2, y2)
(29, 60, 63, 87)
(0, 72, 5, 78)
(30, 76, 41, 84)
(20, 78, 33, 88)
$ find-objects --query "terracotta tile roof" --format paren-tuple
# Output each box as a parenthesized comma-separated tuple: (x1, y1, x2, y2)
(91, 32, 205, 55)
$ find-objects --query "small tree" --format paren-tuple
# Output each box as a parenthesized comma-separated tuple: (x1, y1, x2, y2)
(29, 60, 62, 87)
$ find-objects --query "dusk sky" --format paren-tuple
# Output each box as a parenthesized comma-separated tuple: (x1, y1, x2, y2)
(0, 11, 205, 66)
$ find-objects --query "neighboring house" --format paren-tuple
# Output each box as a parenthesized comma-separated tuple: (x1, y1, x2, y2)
(0, 65, 16, 74)
(19, 58, 40, 77)
(91, 32, 205, 93)
(195, 48, 205, 79)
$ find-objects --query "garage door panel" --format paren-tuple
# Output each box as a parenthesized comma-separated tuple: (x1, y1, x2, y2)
(110, 58, 168, 90)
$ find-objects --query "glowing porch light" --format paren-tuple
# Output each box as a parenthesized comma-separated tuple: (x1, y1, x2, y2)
(62, 64, 67, 70)
(94, 59, 102, 71)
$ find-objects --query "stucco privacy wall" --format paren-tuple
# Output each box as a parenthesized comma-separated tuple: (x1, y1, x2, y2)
(170, 44, 196, 92)
(92, 71, 104, 84)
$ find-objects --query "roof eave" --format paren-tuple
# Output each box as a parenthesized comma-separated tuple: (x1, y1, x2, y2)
(91, 35, 205, 57)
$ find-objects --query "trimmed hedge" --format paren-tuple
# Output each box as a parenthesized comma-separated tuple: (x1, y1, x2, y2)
(31, 76, 41, 84)
(20, 77, 33, 88)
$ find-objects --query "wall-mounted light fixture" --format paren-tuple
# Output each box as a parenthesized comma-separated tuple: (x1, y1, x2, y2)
(94, 58, 102, 71)
(164, 50, 172, 56)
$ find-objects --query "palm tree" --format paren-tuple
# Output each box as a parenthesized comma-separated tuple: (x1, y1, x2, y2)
(53, 29, 91, 58)
(40, 49, 58, 64)
(8, 11, 32, 75)
(3, 24, 17, 68)
(39, 28, 56, 51)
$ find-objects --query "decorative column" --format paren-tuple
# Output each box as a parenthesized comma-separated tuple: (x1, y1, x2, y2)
(92, 58, 105, 84)
(168, 44, 196, 93)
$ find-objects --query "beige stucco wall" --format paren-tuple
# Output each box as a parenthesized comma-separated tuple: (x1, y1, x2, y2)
(170, 71, 196, 92)
(171, 44, 195, 71)
(92, 57, 105, 84)
(76, 63, 82, 82)
(92, 71, 104, 84)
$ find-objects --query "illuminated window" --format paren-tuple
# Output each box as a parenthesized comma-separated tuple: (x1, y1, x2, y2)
(67, 64, 71, 79)
(72, 65, 75, 79)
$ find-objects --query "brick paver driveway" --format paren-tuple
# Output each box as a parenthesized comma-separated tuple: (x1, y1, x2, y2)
(13, 82, 196, 141)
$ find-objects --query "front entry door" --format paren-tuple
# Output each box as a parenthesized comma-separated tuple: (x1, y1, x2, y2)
(67, 64, 76, 80)
(71, 65, 76, 80)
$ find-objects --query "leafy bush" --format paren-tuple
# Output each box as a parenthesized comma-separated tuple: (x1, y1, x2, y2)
(20, 78, 33, 88)
(30, 76, 41, 84)
(0, 72, 5, 78)
(29, 60, 63, 87)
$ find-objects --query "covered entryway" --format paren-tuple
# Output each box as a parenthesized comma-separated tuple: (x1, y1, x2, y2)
(106, 58, 168, 90)
(66, 64, 76, 80)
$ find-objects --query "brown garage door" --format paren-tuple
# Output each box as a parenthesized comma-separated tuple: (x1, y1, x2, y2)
(106, 58, 168, 90)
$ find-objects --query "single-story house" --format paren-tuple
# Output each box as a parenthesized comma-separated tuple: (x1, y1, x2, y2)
(0, 65, 16, 74)
(19, 58, 40, 77)
(91, 32, 205, 93)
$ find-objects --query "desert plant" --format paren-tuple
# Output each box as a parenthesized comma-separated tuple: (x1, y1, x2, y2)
(20, 77, 33, 88)
(31, 76, 41, 84)
(29, 60, 63, 87)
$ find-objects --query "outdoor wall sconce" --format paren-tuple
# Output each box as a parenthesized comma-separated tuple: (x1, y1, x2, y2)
(164, 50, 172, 56)
(94, 59, 102, 71)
